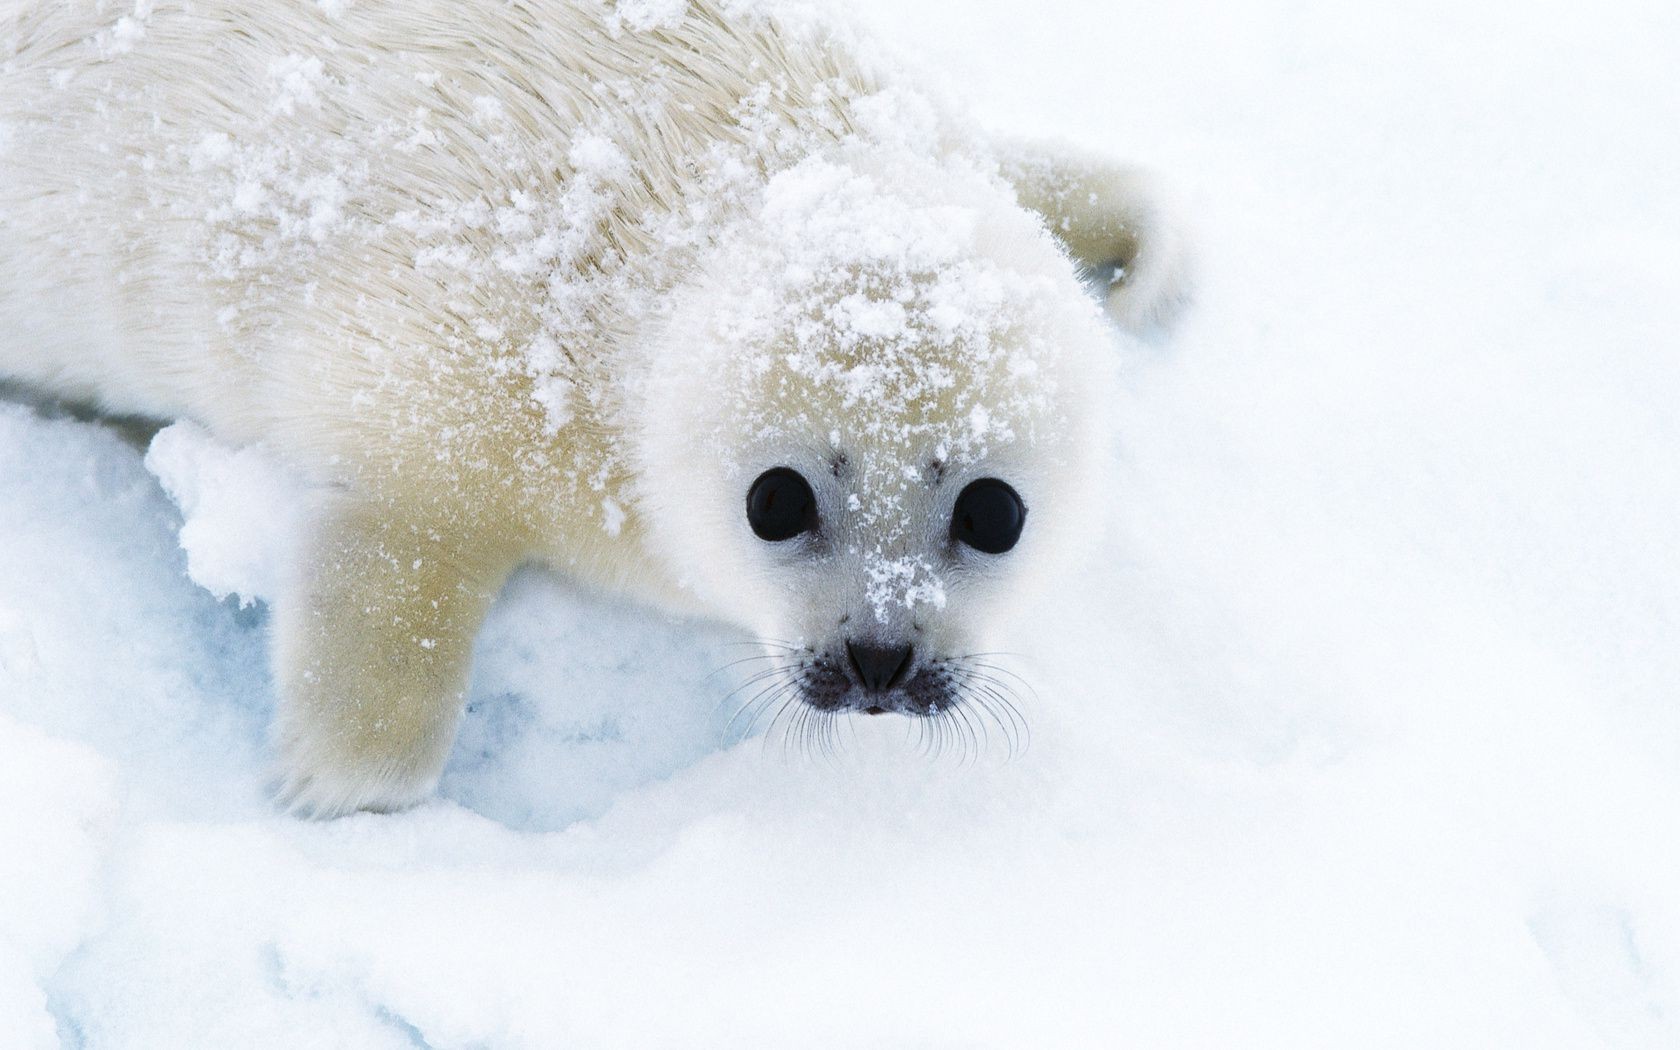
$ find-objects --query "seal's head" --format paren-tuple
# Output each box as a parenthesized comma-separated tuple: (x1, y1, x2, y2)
(636, 148, 1110, 733)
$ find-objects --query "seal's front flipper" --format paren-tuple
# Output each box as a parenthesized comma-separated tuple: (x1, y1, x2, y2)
(999, 139, 1191, 336)
(271, 495, 520, 818)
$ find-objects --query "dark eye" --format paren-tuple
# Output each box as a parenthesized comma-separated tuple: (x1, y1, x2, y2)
(746, 467, 817, 541)
(950, 478, 1026, 554)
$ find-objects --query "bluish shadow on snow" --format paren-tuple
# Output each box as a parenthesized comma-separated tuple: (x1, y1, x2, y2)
(441, 566, 754, 832)
(0, 401, 749, 833)
(0, 402, 274, 820)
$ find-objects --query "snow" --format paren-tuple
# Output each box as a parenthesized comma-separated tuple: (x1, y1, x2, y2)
(3, 0, 1679, 1046)
(143, 422, 304, 608)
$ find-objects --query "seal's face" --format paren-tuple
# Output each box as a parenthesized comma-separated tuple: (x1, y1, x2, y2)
(636, 151, 1110, 735)
(735, 457, 1031, 721)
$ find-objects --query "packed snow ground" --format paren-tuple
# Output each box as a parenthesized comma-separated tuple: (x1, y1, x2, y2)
(3, 0, 1679, 1046)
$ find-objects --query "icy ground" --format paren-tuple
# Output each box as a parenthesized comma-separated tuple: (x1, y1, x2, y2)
(3, 0, 1679, 1046)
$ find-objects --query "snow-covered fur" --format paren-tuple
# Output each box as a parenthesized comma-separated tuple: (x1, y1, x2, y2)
(0, 0, 1185, 815)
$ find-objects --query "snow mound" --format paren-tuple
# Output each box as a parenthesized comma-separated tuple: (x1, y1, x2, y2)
(143, 421, 304, 607)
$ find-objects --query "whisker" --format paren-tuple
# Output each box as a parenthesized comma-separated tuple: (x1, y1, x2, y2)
(800, 704, 822, 762)
(979, 675, 1032, 749)
(947, 668, 1007, 749)
(816, 709, 842, 765)
(952, 701, 982, 766)
(744, 680, 800, 740)
(724, 670, 799, 741)
(968, 698, 992, 764)
(988, 688, 1032, 755)
(973, 698, 1011, 758)
(960, 661, 1040, 702)
(945, 663, 1033, 758)
(968, 685, 1024, 758)
(787, 703, 804, 762)
(949, 657, 1037, 708)
(730, 662, 800, 693)
(701, 652, 786, 685)
(783, 700, 810, 762)
(714, 662, 799, 721)
(927, 708, 947, 761)
(717, 637, 805, 650)
(760, 687, 803, 757)
(910, 709, 927, 757)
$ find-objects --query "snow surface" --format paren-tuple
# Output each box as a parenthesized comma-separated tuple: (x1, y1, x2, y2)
(3, 0, 1679, 1046)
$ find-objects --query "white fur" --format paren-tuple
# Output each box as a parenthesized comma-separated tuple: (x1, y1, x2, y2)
(0, 0, 1184, 815)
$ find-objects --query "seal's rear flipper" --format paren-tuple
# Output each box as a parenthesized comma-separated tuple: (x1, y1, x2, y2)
(999, 139, 1192, 337)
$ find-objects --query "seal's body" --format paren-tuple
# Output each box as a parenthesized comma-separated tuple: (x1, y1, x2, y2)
(0, 0, 1185, 814)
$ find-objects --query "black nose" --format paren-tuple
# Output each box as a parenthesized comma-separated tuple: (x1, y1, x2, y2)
(846, 641, 913, 693)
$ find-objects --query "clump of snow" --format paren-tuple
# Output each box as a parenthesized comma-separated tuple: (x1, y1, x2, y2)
(143, 422, 305, 607)
(265, 54, 328, 116)
(611, 0, 690, 33)
(94, 1, 155, 58)
(865, 554, 946, 622)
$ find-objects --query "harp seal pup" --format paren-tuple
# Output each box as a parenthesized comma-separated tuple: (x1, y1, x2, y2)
(0, 0, 1187, 815)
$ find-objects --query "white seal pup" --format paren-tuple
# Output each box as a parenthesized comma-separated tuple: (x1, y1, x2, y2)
(0, 0, 1187, 815)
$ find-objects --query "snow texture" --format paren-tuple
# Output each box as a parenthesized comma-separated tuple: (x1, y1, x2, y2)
(3, 0, 1679, 1046)
(142, 422, 303, 608)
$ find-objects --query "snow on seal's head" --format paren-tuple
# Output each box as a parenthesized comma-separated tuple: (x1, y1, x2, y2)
(634, 142, 1109, 729)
